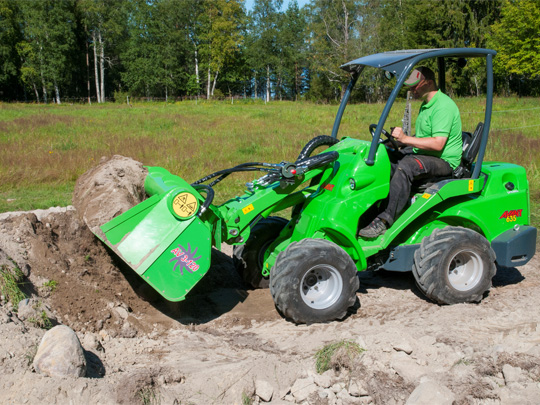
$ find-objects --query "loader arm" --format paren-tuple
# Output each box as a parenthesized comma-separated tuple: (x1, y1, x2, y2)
(94, 153, 336, 302)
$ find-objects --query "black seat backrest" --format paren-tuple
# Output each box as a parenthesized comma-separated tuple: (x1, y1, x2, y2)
(462, 122, 483, 167)
(453, 122, 484, 178)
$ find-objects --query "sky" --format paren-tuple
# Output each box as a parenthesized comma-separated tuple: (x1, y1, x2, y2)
(244, 0, 310, 12)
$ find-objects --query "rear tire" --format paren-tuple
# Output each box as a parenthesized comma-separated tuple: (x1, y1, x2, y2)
(270, 239, 359, 324)
(233, 217, 289, 289)
(413, 226, 496, 304)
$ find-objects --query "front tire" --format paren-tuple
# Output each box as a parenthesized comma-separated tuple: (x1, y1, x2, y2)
(270, 239, 359, 324)
(413, 226, 496, 304)
(233, 217, 289, 288)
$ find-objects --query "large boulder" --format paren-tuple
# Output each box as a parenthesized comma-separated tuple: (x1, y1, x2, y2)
(33, 325, 87, 378)
(72, 155, 147, 234)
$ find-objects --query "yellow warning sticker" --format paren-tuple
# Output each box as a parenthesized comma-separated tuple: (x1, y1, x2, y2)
(172, 192, 198, 218)
(422, 193, 431, 199)
(468, 180, 474, 191)
(242, 204, 255, 215)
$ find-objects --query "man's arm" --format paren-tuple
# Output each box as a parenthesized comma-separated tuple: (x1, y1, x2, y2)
(391, 127, 447, 151)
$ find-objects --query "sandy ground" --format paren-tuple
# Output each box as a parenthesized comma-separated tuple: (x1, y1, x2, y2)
(1, 157, 539, 404)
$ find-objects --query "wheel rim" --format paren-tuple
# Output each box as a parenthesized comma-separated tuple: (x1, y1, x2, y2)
(300, 264, 343, 309)
(447, 250, 484, 291)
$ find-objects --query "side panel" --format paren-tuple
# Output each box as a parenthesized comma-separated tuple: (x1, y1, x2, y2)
(390, 162, 535, 268)
(265, 139, 391, 272)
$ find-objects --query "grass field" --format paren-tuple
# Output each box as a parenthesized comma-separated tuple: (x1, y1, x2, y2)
(1, 98, 539, 227)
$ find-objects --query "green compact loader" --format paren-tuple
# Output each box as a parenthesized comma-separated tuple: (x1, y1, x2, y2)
(93, 48, 537, 324)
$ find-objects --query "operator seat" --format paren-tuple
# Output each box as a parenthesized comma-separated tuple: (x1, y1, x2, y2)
(452, 122, 484, 179)
(413, 122, 484, 192)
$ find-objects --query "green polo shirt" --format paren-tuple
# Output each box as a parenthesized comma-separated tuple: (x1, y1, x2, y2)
(413, 90, 462, 169)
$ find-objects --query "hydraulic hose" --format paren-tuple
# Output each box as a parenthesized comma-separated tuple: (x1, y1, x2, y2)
(191, 184, 214, 216)
(296, 135, 340, 162)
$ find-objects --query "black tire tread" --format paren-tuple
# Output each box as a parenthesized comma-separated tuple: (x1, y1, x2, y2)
(412, 226, 496, 304)
(270, 238, 359, 324)
(233, 217, 289, 289)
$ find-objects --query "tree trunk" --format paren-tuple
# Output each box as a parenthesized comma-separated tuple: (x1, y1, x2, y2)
(295, 62, 298, 101)
(211, 70, 218, 96)
(86, 26, 91, 104)
(99, 31, 105, 103)
(254, 73, 257, 99)
(40, 70, 48, 104)
(33, 82, 40, 104)
(54, 79, 61, 104)
(92, 31, 101, 103)
(207, 66, 211, 99)
(194, 48, 200, 95)
(266, 65, 270, 103)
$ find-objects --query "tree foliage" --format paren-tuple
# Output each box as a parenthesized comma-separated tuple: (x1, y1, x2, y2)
(0, 0, 537, 102)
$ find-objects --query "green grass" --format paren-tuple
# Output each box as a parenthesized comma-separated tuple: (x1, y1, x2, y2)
(314, 340, 365, 374)
(1, 98, 539, 227)
(0, 265, 26, 308)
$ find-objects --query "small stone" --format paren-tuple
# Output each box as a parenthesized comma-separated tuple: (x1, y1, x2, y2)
(0, 313, 11, 324)
(33, 325, 86, 378)
(313, 369, 334, 388)
(290, 377, 317, 403)
(113, 306, 129, 320)
(391, 352, 426, 383)
(120, 322, 137, 338)
(405, 380, 454, 405)
(21, 264, 31, 277)
(393, 342, 413, 355)
(81, 333, 104, 352)
(502, 364, 525, 385)
(255, 380, 274, 402)
(348, 379, 369, 397)
(331, 381, 346, 394)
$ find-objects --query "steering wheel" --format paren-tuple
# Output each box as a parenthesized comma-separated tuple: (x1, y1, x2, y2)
(369, 124, 400, 151)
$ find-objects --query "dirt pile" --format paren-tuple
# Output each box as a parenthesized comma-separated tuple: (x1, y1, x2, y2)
(72, 155, 147, 234)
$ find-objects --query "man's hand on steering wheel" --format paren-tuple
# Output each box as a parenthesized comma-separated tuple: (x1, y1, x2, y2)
(369, 123, 401, 151)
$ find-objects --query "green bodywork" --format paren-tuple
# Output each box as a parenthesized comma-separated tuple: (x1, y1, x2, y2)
(93, 48, 535, 303)
(95, 137, 532, 302)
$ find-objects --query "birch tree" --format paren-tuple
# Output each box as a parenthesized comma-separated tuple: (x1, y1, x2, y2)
(199, 0, 244, 98)
(248, 0, 282, 102)
(80, 0, 126, 102)
(17, 0, 77, 104)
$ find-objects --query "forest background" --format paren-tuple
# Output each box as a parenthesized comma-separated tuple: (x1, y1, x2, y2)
(1, 0, 539, 104)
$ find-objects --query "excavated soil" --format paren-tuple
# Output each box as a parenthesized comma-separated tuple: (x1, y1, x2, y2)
(1, 155, 540, 404)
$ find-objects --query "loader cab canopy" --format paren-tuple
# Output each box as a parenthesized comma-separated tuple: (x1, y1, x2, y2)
(332, 48, 497, 179)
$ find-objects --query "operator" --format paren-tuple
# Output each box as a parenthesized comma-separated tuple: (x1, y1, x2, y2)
(359, 66, 462, 239)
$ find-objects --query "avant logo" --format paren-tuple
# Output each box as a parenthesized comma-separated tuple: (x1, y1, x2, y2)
(169, 243, 201, 275)
(500, 209, 523, 222)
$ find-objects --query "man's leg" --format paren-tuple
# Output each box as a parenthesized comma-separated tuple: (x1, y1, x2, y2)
(359, 155, 451, 238)
(378, 155, 426, 227)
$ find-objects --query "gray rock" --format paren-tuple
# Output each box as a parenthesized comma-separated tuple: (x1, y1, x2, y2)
(81, 333, 104, 352)
(348, 379, 369, 397)
(255, 379, 273, 402)
(17, 298, 56, 325)
(393, 342, 413, 355)
(33, 325, 86, 377)
(499, 382, 540, 405)
(331, 381, 347, 394)
(113, 306, 129, 320)
(391, 352, 426, 383)
(502, 364, 525, 385)
(290, 377, 317, 403)
(405, 380, 454, 405)
(313, 369, 334, 388)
